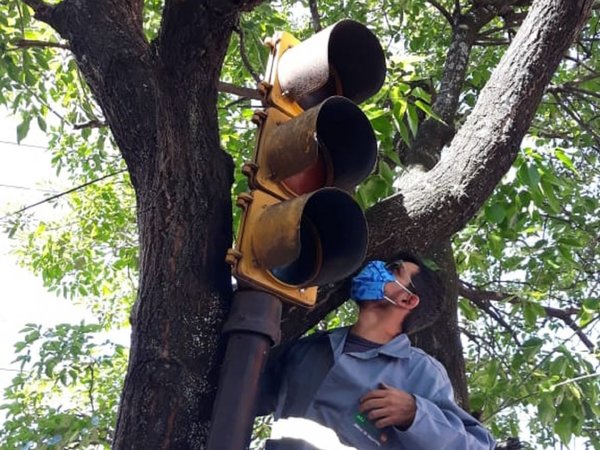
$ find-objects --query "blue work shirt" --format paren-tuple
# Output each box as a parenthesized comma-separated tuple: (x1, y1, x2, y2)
(259, 327, 495, 450)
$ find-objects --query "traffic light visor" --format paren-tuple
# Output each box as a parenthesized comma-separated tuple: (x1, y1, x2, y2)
(277, 20, 386, 109)
(256, 98, 377, 196)
(250, 188, 368, 287)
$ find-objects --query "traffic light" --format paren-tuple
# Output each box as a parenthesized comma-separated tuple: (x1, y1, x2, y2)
(226, 20, 386, 307)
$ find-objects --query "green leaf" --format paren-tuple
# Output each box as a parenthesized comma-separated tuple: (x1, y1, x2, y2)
(359, 176, 389, 205)
(485, 204, 506, 224)
(36, 115, 47, 132)
(371, 113, 393, 136)
(538, 396, 555, 424)
(395, 116, 411, 146)
(406, 103, 418, 137)
(379, 160, 395, 184)
(554, 148, 579, 175)
(527, 164, 541, 188)
(522, 337, 544, 359)
(414, 99, 443, 123)
(458, 299, 478, 321)
(555, 414, 574, 444)
(16, 118, 31, 143)
(523, 302, 545, 327)
(540, 177, 561, 213)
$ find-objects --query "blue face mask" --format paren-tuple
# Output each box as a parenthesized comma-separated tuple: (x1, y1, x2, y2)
(350, 260, 396, 302)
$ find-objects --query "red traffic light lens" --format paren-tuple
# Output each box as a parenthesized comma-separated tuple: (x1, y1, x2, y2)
(281, 153, 328, 195)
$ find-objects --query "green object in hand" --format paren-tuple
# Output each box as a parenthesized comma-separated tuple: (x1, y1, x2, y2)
(353, 412, 383, 446)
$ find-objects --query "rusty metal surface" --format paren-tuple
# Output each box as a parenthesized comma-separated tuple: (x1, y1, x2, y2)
(256, 107, 321, 183)
(230, 188, 368, 304)
(277, 20, 386, 109)
(254, 98, 377, 197)
(249, 188, 367, 286)
(264, 32, 304, 118)
(231, 189, 318, 307)
(251, 193, 307, 269)
(312, 96, 376, 191)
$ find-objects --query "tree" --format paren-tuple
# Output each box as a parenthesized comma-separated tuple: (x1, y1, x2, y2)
(0, 0, 598, 449)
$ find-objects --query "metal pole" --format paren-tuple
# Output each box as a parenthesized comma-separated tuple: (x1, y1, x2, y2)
(207, 290, 282, 450)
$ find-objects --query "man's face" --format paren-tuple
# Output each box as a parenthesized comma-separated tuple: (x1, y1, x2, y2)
(383, 262, 419, 305)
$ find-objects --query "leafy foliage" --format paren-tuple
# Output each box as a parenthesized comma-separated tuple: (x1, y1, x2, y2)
(0, 0, 599, 449)
(0, 323, 127, 449)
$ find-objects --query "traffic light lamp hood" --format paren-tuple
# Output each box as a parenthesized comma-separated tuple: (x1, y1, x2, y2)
(249, 188, 367, 287)
(277, 19, 386, 109)
(252, 96, 377, 198)
(229, 188, 368, 306)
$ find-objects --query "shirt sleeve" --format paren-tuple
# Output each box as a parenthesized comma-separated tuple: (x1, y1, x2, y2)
(393, 364, 496, 450)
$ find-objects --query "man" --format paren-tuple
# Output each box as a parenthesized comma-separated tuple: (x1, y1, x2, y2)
(257, 253, 496, 450)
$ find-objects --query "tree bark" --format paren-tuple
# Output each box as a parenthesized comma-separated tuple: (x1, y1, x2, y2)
(21, 0, 595, 447)
(22, 0, 240, 447)
(280, 0, 594, 388)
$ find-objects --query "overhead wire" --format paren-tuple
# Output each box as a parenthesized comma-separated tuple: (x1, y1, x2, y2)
(0, 169, 126, 222)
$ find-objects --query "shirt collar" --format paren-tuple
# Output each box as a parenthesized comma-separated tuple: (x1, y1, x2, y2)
(328, 326, 412, 359)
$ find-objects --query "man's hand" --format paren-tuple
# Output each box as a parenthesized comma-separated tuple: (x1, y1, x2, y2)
(359, 383, 417, 430)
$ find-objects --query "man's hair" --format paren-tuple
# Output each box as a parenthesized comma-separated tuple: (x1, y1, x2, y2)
(386, 251, 445, 335)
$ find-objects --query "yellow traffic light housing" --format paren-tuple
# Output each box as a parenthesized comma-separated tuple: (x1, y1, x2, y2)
(264, 19, 386, 116)
(227, 19, 386, 307)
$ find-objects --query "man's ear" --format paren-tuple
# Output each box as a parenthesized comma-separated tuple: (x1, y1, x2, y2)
(403, 294, 420, 310)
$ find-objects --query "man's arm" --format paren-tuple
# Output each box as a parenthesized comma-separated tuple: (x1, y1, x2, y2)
(360, 377, 495, 449)
(397, 390, 495, 450)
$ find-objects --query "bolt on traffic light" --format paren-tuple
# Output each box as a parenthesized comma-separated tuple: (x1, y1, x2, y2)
(226, 20, 386, 307)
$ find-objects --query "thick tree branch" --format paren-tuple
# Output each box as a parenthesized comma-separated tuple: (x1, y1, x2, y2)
(157, 0, 245, 77)
(281, 0, 595, 341)
(404, 2, 503, 169)
(406, 0, 534, 170)
(31, 0, 158, 189)
(370, 0, 594, 253)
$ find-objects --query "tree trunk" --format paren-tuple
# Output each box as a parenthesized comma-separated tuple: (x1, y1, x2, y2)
(113, 96, 235, 448)
(410, 243, 469, 408)
(21, 0, 594, 447)
(21, 0, 241, 447)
